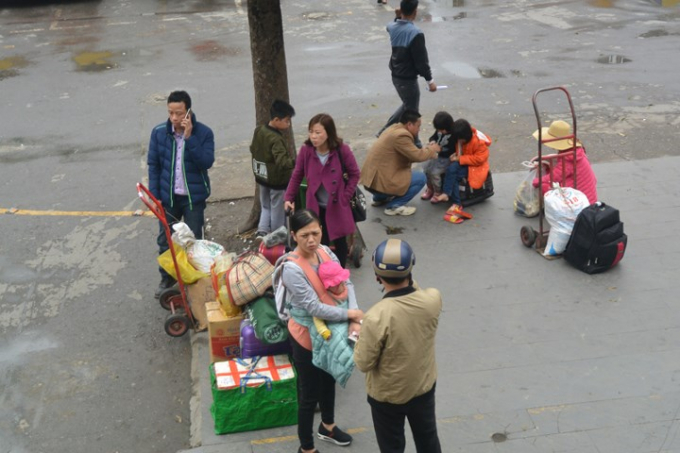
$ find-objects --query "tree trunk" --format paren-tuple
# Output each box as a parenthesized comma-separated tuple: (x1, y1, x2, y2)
(240, 0, 295, 233)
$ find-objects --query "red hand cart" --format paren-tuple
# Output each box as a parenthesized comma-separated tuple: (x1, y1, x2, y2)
(137, 182, 196, 337)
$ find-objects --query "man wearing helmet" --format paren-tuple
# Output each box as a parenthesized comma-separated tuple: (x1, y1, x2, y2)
(354, 239, 442, 453)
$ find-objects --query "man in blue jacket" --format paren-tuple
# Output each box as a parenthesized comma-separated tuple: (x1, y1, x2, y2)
(377, 0, 437, 146)
(148, 91, 215, 297)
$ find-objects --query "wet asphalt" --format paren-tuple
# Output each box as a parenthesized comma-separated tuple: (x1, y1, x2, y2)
(1, 0, 679, 452)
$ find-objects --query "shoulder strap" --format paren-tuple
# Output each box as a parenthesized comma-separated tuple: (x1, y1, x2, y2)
(335, 148, 349, 181)
(285, 249, 336, 306)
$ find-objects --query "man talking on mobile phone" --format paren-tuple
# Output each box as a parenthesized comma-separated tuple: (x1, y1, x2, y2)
(147, 90, 215, 298)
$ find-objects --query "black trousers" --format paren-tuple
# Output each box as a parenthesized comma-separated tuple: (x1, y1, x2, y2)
(318, 206, 348, 268)
(291, 335, 336, 450)
(368, 384, 442, 453)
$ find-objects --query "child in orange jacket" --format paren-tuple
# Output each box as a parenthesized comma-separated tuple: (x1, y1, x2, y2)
(432, 119, 491, 223)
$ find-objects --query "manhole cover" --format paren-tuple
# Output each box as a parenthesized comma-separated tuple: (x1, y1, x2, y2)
(596, 54, 631, 64)
(491, 432, 508, 443)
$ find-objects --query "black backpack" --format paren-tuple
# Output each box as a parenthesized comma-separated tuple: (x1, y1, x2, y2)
(564, 202, 627, 274)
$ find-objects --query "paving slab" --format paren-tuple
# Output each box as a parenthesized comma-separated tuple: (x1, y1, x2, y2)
(184, 156, 680, 453)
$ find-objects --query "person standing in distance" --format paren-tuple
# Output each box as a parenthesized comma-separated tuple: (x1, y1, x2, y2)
(354, 239, 442, 453)
(148, 90, 215, 298)
(377, 0, 437, 146)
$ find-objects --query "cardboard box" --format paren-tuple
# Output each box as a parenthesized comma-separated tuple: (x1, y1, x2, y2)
(207, 303, 243, 363)
(187, 277, 216, 332)
(214, 354, 295, 390)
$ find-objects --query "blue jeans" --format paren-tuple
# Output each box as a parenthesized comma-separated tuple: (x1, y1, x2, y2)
(378, 77, 422, 147)
(442, 163, 468, 205)
(157, 195, 205, 279)
(372, 171, 427, 209)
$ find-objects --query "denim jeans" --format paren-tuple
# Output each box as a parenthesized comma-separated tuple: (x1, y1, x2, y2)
(378, 77, 422, 147)
(368, 384, 442, 453)
(257, 184, 285, 233)
(157, 195, 205, 279)
(442, 162, 468, 205)
(372, 171, 427, 209)
(291, 335, 336, 451)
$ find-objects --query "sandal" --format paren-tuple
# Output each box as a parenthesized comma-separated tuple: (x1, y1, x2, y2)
(446, 204, 473, 219)
(420, 187, 434, 200)
(443, 213, 463, 224)
(430, 193, 449, 204)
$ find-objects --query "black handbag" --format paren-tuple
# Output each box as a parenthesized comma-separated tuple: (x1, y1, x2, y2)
(336, 148, 367, 223)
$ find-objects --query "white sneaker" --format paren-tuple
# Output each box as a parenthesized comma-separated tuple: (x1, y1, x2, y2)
(384, 205, 416, 216)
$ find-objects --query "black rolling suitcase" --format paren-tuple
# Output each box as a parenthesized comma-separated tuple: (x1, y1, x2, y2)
(564, 202, 627, 274)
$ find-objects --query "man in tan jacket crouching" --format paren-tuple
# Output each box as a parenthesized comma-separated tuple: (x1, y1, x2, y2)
(354, 239, 442, 453)
(359, 110, 439, 216)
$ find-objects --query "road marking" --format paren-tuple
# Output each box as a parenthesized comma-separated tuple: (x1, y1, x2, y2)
(1, 208, 154, 217)
(251, 427, 368, 445)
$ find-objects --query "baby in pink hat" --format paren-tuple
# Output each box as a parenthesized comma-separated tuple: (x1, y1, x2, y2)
(314, 261, 350, 340)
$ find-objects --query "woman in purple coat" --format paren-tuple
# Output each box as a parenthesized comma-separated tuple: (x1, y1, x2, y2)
(284, 114, 360, 267)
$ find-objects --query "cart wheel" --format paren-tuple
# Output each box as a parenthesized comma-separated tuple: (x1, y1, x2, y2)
(164, 313, 190, 337)
(159, 287, 181, 311)
(520, 226, 537, 248)
(351, 244, 363, 268)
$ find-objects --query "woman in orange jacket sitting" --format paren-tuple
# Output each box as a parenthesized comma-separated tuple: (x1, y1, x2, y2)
(431, 119, 491, 223)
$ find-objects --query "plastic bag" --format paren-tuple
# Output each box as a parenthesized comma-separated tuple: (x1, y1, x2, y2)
(514, 161, 541, 218)
(211, 253, 240, 317)
(157, 244, 208, 284)
(188, 240, 225, 274)
(543, 184, 590, 256)
(171, 222, 196, 248)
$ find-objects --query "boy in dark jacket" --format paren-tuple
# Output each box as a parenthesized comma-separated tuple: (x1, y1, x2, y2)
(148, 90, 215, 297)
(249, 100, 296, 238)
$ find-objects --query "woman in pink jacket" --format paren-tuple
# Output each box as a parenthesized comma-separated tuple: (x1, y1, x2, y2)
(532, 120, 598, 204)
(284, 114, 360, 268)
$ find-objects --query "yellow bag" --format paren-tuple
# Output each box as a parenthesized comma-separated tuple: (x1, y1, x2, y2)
(157, 244, 208, 284)
(211, 253, 241, 317)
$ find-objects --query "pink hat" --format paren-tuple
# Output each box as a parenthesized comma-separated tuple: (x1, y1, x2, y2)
(318, 261, 350, 289)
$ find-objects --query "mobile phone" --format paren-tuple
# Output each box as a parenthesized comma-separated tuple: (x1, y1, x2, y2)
(184, 108, 191, 120)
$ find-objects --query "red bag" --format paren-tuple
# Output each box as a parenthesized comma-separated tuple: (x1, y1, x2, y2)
(258, 242, 287, 265)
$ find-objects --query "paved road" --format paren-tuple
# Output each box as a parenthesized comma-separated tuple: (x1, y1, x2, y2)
(1, 1, 679, 452)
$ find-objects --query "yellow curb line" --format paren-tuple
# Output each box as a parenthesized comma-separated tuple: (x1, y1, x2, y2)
(251, 427, 368, 445)
(1, 208, 154, 217)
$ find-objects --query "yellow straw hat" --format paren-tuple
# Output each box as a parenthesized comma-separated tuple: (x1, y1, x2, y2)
(532, 120, 581, 150)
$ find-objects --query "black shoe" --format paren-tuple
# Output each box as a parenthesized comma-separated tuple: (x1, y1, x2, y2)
(154, 277, 176, 299)
(297, 448, 321, 453)
(317, 423, 352, 446)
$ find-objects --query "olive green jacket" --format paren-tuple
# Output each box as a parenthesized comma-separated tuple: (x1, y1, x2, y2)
(249, 125, 295, 189)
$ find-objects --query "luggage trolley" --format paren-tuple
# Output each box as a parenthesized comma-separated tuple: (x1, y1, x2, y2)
(137, 182, 196, 337)
(520, 87, 580, 257)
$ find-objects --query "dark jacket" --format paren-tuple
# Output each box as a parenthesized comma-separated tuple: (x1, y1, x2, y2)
(387, 19, 433, 81)
(147, 113, 215, 209)
(428, 131, 454, 159)
(249, 125, 295, 189)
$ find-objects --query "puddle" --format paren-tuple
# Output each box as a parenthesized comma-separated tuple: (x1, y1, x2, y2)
(73, 51, 116, 72)
(639, 29, 670, 38)
(0, 56, 29, 81)
(385, 226, 404, 235)
(588, 0, 616, 7)
(432, 0, 465, 5)
(478, 68, 505, 78)
(302, 11, 332, 20)
(597, 54, 631, 64)
(190, 40, 240, 62)
(420, 13, 466, 22)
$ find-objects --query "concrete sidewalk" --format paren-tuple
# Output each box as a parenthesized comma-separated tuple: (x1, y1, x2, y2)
(182, 156, 680, 453)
